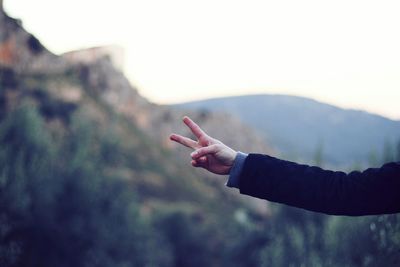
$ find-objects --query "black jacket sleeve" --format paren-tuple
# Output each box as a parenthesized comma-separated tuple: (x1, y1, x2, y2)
(239, 154, 400, 216)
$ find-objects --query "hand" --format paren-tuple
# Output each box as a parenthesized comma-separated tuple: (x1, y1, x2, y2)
(170, 116, 237, 175)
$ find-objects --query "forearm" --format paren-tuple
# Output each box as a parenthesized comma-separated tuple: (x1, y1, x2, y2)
(238, 154, 400, 216)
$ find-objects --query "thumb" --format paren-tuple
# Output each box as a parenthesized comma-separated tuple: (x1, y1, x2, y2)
(191, 144, 219, 160)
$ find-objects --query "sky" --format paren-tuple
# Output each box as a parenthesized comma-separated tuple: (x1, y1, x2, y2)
(4, 0, 400, 120)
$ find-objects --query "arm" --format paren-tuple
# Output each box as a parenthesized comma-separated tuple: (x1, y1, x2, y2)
(239, 154, 400, 216)
(170, 117, 400, 216)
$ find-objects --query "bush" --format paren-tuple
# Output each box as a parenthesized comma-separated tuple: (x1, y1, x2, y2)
(0, 105, 159, 267)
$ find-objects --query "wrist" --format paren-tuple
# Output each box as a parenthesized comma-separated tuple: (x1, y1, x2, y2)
(226, 152, 248, 188)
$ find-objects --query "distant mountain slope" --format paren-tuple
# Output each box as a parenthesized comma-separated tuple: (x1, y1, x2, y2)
(175, 94, 400, 167)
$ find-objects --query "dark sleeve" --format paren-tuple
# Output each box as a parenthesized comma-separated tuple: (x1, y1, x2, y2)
(239, 154, 400, 216)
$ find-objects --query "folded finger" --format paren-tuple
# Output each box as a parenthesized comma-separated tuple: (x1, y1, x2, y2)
(191, 159, 207, 168)
(191, 144, 219, 160)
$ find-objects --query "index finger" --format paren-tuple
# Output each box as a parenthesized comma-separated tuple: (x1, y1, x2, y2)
(183, 116, 207, 139)
(169, 133, 200, 150)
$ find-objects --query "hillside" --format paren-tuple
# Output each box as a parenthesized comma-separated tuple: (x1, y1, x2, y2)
(176, 94, 400, 168)
(0, 10, 271, 266)
(0, 9, 270, 208)
(1, 8, 399, 267)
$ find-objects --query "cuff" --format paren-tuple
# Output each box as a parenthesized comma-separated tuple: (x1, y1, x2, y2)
(226, 152, 248, 188)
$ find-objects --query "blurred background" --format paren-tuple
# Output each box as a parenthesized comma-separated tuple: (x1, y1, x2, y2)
(0, 0, 399, 266)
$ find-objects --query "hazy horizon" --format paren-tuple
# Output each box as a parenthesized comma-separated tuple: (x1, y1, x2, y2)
(172, 93, 400, 123)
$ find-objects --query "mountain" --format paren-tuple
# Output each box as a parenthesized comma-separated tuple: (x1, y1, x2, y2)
(175, 94, 400, 168)
(0, 10, 274, 266)
(0, 9, 270, 207)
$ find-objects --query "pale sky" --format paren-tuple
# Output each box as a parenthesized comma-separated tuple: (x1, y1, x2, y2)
(5, 0, 400, 120)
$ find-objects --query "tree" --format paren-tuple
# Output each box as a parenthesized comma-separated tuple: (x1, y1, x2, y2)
(0, 105, 161, 267)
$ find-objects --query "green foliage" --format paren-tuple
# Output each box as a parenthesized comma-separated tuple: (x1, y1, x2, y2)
(325, 215, 400, 267)
(220, 204, 399, 267)
(257, 206, 327, 267)
(152, 210, 215, 267)
(31, 89, 77, 122)
(0, 95, 398, 267)
(0, 105, 162, 267)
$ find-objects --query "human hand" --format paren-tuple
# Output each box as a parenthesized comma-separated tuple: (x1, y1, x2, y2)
(170, 116, 237, 175)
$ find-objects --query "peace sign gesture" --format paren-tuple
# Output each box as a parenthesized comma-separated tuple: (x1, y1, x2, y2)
(170, 116, 237, 175)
